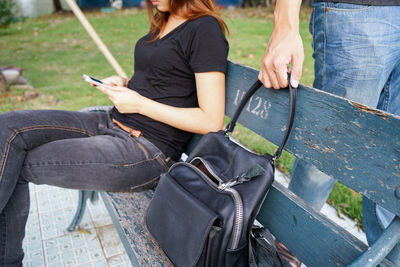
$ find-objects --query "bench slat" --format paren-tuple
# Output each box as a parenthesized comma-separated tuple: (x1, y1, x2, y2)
(225, 61, 400, 216)
(100, 191, 173, 266)
(258, 182, 396, 267)
(258, 182, 366, 267)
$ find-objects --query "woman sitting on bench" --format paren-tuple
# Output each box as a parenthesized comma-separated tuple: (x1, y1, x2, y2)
(0, 0, 228, 264)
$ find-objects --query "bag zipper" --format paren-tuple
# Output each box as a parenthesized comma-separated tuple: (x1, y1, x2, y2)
(188, 157, 244, 249)
(224, 187, 243, 249)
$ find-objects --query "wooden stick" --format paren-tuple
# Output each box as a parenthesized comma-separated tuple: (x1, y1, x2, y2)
(65, 0, 127, 78)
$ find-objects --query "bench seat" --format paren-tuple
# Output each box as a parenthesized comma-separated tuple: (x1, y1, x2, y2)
(100, 191, 172, 266)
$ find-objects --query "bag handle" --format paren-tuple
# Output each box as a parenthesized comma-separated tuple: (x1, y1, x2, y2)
(225, 76, 297, 162)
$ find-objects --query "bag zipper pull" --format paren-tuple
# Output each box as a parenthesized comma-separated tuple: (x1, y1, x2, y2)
(239, 164, 265, 182)
(218, 177, 239, 190)
(218, 164, 265, 190)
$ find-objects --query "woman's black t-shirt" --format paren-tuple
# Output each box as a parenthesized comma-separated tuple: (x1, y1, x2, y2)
(111, 16, 229, 160)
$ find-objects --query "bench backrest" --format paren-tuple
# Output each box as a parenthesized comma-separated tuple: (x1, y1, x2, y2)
(219, 61, 400, 266)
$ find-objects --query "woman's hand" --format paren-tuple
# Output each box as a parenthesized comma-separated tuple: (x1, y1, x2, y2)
(101, 76, 128, 87)
(96, 84, 143, 114)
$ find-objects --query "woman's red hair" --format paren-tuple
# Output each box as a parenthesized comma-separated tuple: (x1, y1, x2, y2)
(146, 0, 228, 41)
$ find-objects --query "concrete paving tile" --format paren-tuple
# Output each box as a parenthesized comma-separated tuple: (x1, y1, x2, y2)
(96, 225, 124, 258)
(23, 184, 130, 267)
(108, 254, 131, 267)
(88, 199, 113, 227)
(76, 254, 91, 265)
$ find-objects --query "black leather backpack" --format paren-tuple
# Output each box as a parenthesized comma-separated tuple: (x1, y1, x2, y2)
(146, 80, 297, 266)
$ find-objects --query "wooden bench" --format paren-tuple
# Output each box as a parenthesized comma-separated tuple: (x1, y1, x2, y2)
(67, 61, 400, 266)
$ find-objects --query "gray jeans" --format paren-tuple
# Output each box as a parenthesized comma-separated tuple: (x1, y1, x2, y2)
(0, 109, 171, 266)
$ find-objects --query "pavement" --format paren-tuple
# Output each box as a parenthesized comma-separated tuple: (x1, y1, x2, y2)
(22, 184, 130, 267)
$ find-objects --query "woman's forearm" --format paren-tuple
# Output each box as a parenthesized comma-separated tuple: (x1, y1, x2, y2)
(97, 72, 226, 134)
(136, 96, 224, 134)
(137, 71, 225, 134)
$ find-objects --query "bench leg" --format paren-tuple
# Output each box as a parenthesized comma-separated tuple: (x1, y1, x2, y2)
(67, 190, 98, 232)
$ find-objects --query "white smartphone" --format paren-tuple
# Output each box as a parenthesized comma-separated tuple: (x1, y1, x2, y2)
(83, 74, 104, 87)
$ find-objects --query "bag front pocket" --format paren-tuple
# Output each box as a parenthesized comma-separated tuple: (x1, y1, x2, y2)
(145, 172, 220, 267)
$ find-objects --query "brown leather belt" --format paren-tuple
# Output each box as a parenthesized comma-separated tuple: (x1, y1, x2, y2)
(112, 118, 142, 138)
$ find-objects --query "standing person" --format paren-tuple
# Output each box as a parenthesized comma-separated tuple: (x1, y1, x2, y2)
(259, 0, 400, 264)
(0, 0, 229, 264)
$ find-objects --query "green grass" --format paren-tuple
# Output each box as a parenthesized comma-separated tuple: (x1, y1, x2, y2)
(0, 7, 362, 226)
(328, 183, 364, 230)
(1, 9, 149, 111)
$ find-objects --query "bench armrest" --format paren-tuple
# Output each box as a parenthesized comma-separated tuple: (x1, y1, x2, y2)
(349, 216, 400, 267)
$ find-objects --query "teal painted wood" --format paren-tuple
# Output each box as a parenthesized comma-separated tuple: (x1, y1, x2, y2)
(225, 61, 400, 217)
(257, 181, 367, 267)
(100, 191, 173, 266)
(257, 182, 397, 267)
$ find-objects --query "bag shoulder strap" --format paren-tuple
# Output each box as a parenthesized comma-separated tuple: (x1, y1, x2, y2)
(225, 76, 297, 162)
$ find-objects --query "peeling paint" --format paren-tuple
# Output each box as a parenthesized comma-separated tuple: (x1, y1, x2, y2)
(345, 165, 354, 171)
(349, 101, 390, 122)
(294, 134, 304, 141)
(303, 140, 335, 154)
(351, 120, 362, 128)
(338, 155, 349, 164)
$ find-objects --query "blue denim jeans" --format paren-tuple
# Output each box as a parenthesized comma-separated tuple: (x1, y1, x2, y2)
(289, 2, 400, 264)
(0, 109, 171, 266)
